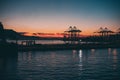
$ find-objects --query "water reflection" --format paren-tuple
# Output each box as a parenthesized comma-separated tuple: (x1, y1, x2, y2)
(0, 48, 120, 80)
(0, 53, 18, 80)
(91, 49, 95, 54)
(113, 49, 117, 60)
(112, 49, 118, 69)
(108, 48, 112, 55)
(78, 50, 83, 70)
(72, 50, 78, 59)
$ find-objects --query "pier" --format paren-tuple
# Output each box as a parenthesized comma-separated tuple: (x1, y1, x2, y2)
(17, 26, 120, 51)
(63, 26, 82, 44)
(0, 22, 120, 52)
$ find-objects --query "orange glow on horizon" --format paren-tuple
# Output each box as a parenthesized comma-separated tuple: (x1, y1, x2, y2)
(23, 32, 64, 37)
(3, 18, 118, 37)
(22, 31, 92, 38)
(4, 23, 95, 36)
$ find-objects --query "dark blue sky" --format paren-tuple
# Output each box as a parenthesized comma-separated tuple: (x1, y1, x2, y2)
(1, 0, 120, 17)
(0, 0, 120, 34)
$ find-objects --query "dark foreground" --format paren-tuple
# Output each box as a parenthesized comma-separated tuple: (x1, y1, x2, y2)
(0, 48, 120, 80)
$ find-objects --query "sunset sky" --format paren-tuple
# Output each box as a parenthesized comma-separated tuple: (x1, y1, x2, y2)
(0, 0, 120, 35)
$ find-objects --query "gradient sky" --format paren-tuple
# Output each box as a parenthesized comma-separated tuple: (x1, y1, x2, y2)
(0, 0, 120, 35)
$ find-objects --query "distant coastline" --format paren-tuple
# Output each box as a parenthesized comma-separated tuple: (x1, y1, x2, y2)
(18, 42, 120, 52)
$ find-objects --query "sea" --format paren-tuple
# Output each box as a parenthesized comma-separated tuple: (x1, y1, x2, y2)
(0, 48, 120, 80)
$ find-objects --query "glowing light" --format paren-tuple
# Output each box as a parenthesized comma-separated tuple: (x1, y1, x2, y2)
(79, 50, 82, 58)
(78, 50, 83, 69)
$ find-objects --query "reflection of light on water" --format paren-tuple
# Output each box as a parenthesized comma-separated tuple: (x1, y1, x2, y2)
(28, 52, 32, 61)
(113, 49, 117, 63)
(78, 50, 83, 70)
(79, 50, 82, 58)
(113, 49, 117, 56)
(112, 49, 118, 70)
(73, 50, 77, 54)
(72, 50, 77, 58)
(91, 49, 95, 54)
(108, 48, 111, 55)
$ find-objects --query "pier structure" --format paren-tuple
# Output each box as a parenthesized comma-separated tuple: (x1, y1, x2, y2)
(94, 27, 114, 37)
(21, 40, 36, 46)
(63, 26, 82, 44)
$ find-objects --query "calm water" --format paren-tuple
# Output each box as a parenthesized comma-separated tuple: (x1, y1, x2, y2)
(0, 48, 120, 80)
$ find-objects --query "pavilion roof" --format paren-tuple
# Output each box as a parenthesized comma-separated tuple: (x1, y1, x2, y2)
(94, 27, 114, 33)
(64, 26, 82, 32)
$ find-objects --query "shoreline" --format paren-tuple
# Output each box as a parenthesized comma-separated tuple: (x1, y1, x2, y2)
(18, 43, 120, 52)
(0, 42, 120, 53)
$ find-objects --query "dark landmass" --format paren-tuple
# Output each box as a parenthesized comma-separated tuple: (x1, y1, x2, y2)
(4, 29, 40, 40)
(4, 29, 64, 40)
